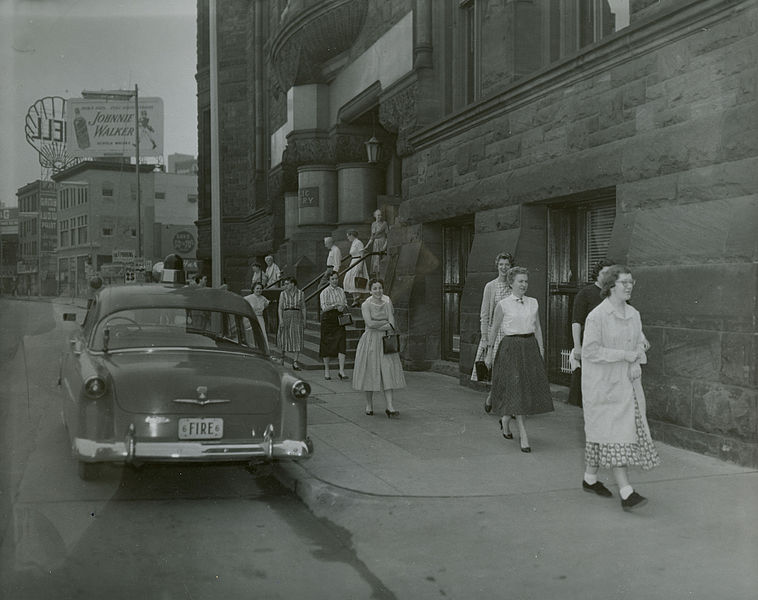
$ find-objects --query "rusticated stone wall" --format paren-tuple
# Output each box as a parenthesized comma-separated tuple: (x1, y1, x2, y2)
(395, 0, 757, 465)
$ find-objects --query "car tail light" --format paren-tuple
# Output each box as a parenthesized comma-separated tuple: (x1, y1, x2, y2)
(84, 376, 107, 399)
(291, 380, 310, 401)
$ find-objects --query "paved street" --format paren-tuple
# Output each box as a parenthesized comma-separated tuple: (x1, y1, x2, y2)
(1, 296, 756, 599)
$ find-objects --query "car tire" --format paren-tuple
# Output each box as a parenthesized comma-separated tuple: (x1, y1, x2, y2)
(78, 461, 100, 481)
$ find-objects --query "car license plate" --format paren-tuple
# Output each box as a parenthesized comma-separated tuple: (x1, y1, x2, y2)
(178, 418, 223, 440)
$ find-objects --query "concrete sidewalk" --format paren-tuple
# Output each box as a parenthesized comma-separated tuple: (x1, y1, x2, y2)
(275, 369, 755, 502)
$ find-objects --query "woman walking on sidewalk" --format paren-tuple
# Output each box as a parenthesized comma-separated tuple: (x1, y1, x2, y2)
(485, 267, 553, 452)
(581, 265, 659, 511)
(352, 279, 406, 417)
(277, 277, 306, 370)
(472, 252, 513, 412)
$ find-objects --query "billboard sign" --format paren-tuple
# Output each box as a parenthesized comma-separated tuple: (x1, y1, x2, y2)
(66, 97, 163, 158)
(24, 96, 77, 172)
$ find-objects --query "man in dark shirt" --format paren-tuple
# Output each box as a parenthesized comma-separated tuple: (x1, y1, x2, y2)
(569, 259, 614, 407)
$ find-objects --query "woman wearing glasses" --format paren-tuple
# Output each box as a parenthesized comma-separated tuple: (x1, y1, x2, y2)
(581, 265, 659, 511)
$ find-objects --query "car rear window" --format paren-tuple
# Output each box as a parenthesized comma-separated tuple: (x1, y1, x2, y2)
(91, 307, 267, 354)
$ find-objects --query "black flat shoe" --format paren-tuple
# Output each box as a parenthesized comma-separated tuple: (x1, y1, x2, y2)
(338, 373, 349, 381)
(324, 375, 331, 380)
(292, 362, 302, 371)
(520, 445, 532, 453)
(583, 480, 613, 497)
(385, 409, 399, 418)
(365, 410, 374, 416)
(621, 491, 648, 511)
(484, 400, 492, 414)
(499, 417, 513, 439)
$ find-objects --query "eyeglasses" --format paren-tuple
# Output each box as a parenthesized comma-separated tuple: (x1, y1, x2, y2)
(618, 279, 636, 287)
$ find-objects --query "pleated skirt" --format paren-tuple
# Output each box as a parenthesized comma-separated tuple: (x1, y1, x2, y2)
(352, 328, 406, 392)
(490, 334, 554, 416)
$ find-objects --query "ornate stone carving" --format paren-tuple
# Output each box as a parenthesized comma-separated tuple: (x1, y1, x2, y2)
(380, 83, 419, 157)
(270, 0, 368, 90)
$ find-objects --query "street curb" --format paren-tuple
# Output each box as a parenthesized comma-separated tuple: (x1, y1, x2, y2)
(272, 461, 375, 515)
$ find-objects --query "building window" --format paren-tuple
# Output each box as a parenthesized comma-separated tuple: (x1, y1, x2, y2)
(187, 194, 197, 203)
(155, 191, 166, 200)
(102, 182, 114, 198)
(102, 227, 113, 237)
(129, 228, 136, 238)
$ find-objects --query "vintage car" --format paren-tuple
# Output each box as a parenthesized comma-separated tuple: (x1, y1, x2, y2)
(58, 283, 312, 480)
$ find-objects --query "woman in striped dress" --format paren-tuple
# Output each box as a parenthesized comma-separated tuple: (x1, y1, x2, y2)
(277, 277, 306, 370)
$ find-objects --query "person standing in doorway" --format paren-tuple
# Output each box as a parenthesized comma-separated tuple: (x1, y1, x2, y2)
(485, 267, 554, 452)
(569, 259, 614, 407)
(472, 252, 513, 413)
(581, 265, 659, 511)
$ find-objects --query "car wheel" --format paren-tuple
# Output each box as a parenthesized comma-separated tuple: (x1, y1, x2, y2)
(78, 461, 100, 481)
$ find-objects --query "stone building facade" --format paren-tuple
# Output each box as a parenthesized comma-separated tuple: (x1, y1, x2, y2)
(197, 0, 757, 466)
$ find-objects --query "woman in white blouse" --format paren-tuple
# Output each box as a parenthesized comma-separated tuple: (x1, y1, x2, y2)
(343, 230, 369, 307)
(581, 265, 658, 511)
(485, 267, 553, 452)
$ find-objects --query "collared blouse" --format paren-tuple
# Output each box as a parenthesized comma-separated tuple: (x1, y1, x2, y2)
(320, 285, 347, 312)
(488, 295, 544, 357)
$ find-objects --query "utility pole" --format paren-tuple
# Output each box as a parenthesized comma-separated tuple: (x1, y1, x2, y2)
(134, 84, 142, 260)
(209, 0, 222, 288)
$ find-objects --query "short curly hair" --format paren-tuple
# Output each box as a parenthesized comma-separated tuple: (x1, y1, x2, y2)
(599, 265, 632, 298)
(590, 258, 614, 283)
(495, 252, 514, 266)
(506, 266, 528, 285)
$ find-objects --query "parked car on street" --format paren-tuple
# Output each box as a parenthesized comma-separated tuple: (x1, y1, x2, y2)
(58, 283, 312, 480)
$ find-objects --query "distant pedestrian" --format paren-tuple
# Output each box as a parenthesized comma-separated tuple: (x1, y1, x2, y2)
(581, 265, 659, 511)
(244, 282, 270, 352)
(320, 236, 342, 288)
(568, 259, 614, 407)
(343, 230, 369, 307)
(250, 263, 264, 289)
(365, 209, 389, 277)
(263, 255, 282, 288)
(485, 267, 553, 452)
(352, 279, 405, 417)
(319, 272, 349, 380)
(277, 277, 306, 370)
(472, 252, 513, 414)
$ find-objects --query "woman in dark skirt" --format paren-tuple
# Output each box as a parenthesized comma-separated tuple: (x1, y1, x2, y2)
(485, 267, 553, 452)
(319, 271, 350, 380)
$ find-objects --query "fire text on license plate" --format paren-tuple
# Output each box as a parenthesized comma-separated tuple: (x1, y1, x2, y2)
(178, 418, 223, 440)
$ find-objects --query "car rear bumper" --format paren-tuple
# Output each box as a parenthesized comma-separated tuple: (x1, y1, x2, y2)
(74, 436, 313, 463)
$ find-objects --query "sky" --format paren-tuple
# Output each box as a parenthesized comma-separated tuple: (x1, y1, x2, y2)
(0, 0, 198, 207)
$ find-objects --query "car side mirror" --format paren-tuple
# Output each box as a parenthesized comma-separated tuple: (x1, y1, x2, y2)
(63, 313, 77, 322)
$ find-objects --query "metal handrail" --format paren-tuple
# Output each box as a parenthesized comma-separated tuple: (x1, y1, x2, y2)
(304, 251, 385, 305)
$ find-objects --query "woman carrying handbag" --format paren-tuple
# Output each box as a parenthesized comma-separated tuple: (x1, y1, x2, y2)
(352, 278, 406, 417)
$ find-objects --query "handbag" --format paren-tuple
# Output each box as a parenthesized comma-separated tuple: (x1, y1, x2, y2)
(382, 325, 400, 354)
(337, 312, 353, 326)
(475, 361, 490, 382)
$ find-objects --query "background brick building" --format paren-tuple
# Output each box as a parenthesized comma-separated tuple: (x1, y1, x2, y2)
(198, 0, 757, 466)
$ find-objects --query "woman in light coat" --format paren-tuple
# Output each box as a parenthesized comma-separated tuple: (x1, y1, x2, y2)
(581, 265, 659, 511)
(472, 252, 513, 413)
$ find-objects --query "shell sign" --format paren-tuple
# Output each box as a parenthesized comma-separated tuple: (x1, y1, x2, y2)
(25, 96, 77, 172)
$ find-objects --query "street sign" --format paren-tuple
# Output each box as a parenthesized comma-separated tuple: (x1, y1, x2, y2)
(113, 249, 136, 264)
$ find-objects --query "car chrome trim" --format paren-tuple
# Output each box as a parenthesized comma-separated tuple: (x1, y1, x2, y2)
(172, 398, 231, 405)
(74, 436, 312, 461)
(87, 347, 266, 359)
